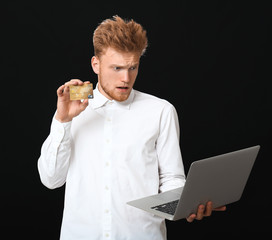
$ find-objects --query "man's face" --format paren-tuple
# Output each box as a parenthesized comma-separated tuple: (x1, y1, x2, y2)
(91, 47, 140, 102)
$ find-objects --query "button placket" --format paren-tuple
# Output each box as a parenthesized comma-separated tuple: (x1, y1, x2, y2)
(102, 105, 113, 239)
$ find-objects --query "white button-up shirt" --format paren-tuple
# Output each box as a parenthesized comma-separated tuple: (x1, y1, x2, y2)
(38, 87, 185, 240)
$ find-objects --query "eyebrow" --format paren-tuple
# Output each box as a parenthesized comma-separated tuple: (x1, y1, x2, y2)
(109, 63, 139, 68)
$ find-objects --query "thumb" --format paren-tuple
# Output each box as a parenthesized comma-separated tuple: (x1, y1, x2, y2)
(79, 99, 89, 111)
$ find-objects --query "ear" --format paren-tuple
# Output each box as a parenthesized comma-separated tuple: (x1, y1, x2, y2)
(91, 56, 100, 74)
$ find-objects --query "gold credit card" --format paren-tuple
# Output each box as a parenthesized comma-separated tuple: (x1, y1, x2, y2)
(70, 83, 93, 100)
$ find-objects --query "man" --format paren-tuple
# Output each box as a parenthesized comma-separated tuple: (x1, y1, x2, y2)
(38, 16, 226, 240)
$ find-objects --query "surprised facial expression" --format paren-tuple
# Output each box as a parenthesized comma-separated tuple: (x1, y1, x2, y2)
(91, 47, 140, 102)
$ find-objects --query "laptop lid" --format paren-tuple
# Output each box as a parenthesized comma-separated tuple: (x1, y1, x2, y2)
(127, 145, 260, 221)
(172, 145, 260, 220)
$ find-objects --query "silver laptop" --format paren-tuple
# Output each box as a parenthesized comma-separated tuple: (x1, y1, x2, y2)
(127, 145, 260, 221)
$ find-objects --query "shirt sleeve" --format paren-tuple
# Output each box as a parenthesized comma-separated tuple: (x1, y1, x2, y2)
(156, 103, 186, 192)
(37, 117, 72, 189)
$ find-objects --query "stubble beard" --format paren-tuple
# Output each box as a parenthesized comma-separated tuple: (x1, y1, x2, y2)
(99, 80, 131, 102)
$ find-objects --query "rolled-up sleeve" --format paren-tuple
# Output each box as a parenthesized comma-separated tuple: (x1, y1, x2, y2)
(37, 117, 72, 189)
(156, 104, 186, 192)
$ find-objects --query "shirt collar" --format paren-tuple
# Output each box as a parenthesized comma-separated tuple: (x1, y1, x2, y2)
(90, 84, 135, 110)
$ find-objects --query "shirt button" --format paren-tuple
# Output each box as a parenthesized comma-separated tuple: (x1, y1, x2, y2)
(105, 209, 109, 213)
(105, 233, 109, 238)
(107, 117, 111, 122)
(105, 186, 109, 190)
(106, 162, 109, 166)
(58, 129, 63, 134)
(106, 139, 110, 143)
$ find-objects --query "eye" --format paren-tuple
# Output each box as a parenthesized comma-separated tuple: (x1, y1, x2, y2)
(129, 66, 137, 71)
(114, 66, 121, 71)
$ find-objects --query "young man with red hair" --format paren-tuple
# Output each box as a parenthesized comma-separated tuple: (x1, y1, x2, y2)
(38, 16, 225, 240)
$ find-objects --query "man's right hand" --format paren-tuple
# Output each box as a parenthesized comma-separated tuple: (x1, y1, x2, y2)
(55, 79, 90, 123)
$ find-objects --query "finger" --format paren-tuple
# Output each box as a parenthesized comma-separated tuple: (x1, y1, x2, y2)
(64, 84, 71, 93)
(64, 79, 84, 87)
(204, 201, 213, 216)
(186, 213, 196, 223)
(79, 99, 89, 111)
(57, 85, 65, 96)
(214, 206, 227, 211)
(71, 79, 84, 85)
(196, 204, 205, 220)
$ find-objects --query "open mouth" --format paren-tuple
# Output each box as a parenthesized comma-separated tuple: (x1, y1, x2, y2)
(117, 87, 129, 89)
(116, 86, 130, 92)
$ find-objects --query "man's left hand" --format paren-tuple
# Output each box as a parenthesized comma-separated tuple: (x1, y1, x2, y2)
(186, 201, 226, 222)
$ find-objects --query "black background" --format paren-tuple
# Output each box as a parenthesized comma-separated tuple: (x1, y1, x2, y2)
(2, 0, 271, 239)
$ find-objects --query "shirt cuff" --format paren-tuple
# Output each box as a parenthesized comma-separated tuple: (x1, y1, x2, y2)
(50, 117, 72, 143)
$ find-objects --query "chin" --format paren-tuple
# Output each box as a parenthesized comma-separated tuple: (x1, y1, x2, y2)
(111, 90, 131, 102)
(114, 95, 129, 102)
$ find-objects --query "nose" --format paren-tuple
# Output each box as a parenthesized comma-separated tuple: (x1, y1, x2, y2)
(121, 70, 130, 83)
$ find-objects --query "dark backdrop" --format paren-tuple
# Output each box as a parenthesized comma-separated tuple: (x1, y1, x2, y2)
(2, 1, 271, 239)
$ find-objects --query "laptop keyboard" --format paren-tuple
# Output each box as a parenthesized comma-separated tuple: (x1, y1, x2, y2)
(151, 200, 179, 215)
